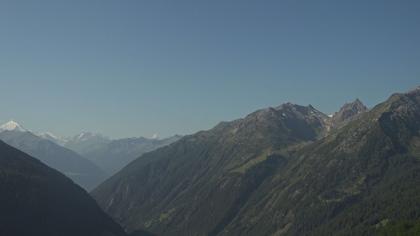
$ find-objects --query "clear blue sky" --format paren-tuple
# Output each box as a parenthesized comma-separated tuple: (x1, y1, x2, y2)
(0, 0, 419, 138)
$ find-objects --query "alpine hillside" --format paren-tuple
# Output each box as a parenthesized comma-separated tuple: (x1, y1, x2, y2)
(0, 140, 127, 236)
(93, 87, 420, 236)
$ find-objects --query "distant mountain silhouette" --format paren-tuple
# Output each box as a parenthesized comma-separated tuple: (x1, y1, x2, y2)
(76, 135, 182, 175)
(64, 132, 112, 156)
(42, 130, 181, 177)
(0, 124, 106, 190)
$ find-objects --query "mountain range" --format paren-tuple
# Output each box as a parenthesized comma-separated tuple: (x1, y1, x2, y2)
(0, 121, 181, 190)
(38, 129, 181, 176)
(1, 87, 418, 235)
(92, 87, 420, 236)
(63, 132, 112, 156)
(0, 121, 105, 190)
(70, 135, 182, 176)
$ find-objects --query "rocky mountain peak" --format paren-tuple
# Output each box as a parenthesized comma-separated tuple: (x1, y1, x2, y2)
(331, 99, 368, 127)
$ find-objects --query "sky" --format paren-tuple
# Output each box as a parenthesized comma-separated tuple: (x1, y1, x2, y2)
(0, 0, 419, 138)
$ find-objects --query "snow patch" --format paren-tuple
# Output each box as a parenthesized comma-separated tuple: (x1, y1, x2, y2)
(0, 120, 27, 132)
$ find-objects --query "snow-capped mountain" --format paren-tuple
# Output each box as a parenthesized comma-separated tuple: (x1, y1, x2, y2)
(0, 121, 106, 190)
(61, 131, 182, 175)
(64, 132, 111, 156)
(0, 120, 28, 132)
(37, 132, 69, 145)
(71, 131, 110, 143)
(0, 120, 180, 179)
(37, 131, 110, 148)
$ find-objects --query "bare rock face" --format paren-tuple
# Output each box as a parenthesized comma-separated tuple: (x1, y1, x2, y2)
(331, 98, 368, 128)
